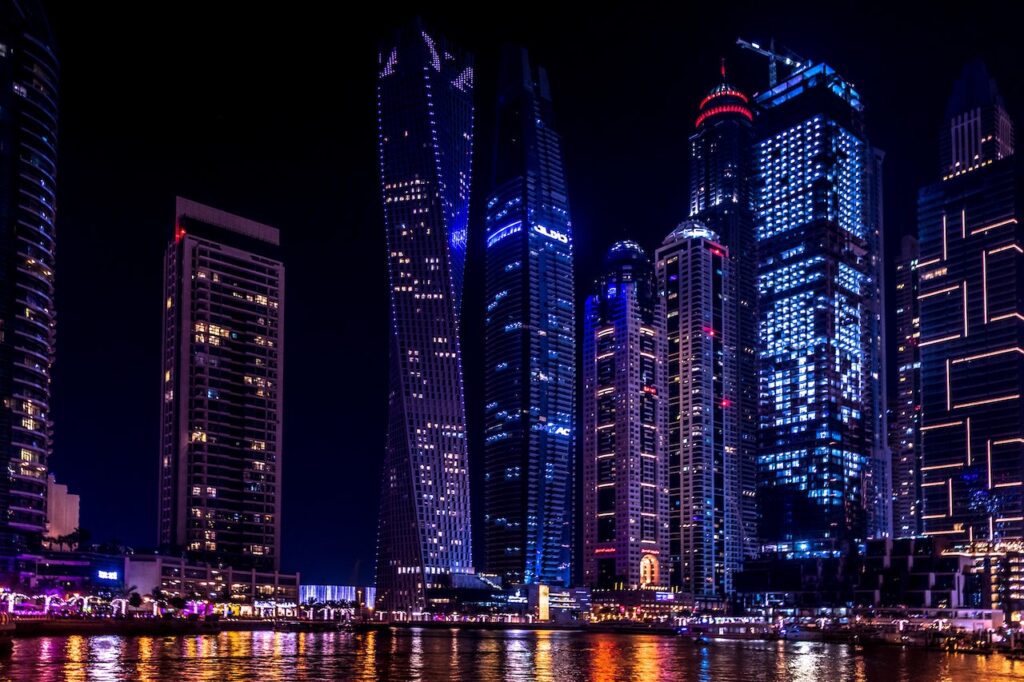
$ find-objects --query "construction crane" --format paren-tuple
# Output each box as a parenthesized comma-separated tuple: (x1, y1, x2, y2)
(736, 38, 807, 88)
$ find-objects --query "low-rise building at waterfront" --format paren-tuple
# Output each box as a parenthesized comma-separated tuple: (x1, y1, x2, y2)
(123, 553, 298, 606)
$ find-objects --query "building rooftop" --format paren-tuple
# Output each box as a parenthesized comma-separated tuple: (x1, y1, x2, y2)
(175, 196, 280, 246)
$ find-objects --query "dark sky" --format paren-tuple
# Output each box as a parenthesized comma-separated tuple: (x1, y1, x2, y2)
(40, 3, 1024, 584)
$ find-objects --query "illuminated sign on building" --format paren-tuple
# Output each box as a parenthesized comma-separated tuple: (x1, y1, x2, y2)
(97, 570, 119, 581)
(533, 224, 569, 243)
(538, 584, 550, 621)
(546, 423, 572, 437)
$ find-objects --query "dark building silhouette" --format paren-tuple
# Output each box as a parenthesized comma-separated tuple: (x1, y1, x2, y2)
(918, 61, 1024, 542)
(0, 0, 58, 566)
(159, 198, 284, 571)
(892, 235, 922, 537)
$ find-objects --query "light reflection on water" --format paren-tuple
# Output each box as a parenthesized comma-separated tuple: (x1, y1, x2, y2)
(3, 629, 1024, 681)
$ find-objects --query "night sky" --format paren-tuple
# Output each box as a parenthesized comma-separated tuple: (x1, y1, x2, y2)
(40, 3, 1024, 584)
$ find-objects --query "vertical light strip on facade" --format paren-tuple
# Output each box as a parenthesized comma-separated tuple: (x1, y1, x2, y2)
(963, 283, 969, 336)
(966, 417, 972, 465)
(942, 214, 948, 260)
(982, 251, 988, 322)
(945, 359, 952, 411)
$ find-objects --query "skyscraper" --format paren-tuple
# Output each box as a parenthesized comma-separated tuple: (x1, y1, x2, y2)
(582, 242, 669, 590)
(483, 47, 575, 588)
(754, 63, 887, 551)
(0, 0, 58, 562)
(918, 61, 1024, 543)
(892, 236, 922, 537)
(656, 221, 742, 598)
(688, 64, 759, 566)
(375, 23, 476, 613)
(159, 198, 284, 571)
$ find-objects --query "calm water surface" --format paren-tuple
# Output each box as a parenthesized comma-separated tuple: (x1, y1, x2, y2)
(2, 629, 1024, 681)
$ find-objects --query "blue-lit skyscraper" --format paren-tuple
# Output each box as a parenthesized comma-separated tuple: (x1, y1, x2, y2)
(483, 47, 575, 587)
(754, 63, 888, 550)
(375, 22, 476, 614)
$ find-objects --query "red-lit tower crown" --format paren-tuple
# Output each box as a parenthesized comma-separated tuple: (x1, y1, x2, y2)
(694, 63, 752, 129)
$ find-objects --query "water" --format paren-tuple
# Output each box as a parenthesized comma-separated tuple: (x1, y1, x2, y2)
(4, 629, 1024, 681)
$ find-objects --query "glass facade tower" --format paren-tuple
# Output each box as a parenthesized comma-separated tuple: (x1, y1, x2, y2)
(0, 0, 58, 560)
(582, 242, 669, 590)
(754, 63, 887, 551)
(892, 236, 922, 537)
(483, 47, 575, 587)
(159, 198, 284, 571)
(656, 222, 741, 597)
(687, 69, 759, 576)
(375, 23, 476, 613)
(918, 62, 1024, 543)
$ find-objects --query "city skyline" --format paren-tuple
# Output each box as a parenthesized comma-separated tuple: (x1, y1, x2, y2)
(36, 4, 1024, 584)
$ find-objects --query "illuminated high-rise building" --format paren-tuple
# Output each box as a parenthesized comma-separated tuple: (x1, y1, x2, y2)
(754, 63, 888, 551)
(375, 22, 476, 613)
(483, 47, 575, 587)
(688, 64, 759, 568)
(892, 236, 922, 537)
(656, 221, 742, 598)
(582, 242, 669, 590)
(918, 61, 1024, 542)
(159, 198, 284, 571)
(0, 0, 58, 562)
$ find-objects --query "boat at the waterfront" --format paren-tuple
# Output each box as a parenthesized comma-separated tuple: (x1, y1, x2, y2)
(273, 620, 341, 633)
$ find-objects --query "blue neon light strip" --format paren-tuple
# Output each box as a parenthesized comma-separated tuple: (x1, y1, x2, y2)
(487, 220, 522, 248)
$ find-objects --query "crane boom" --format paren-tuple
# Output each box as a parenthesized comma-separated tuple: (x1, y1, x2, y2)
(736, 37, 807, 88)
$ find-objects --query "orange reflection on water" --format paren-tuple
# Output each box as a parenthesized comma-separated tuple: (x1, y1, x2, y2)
(134, 636, 155, 682)
(533, 630, 553, 681)
(357, 630, 378, 680)
(630, 635, 661, 682)
(4, 627, 1024, 681)
(590, 633, 623, 682)
(62, 635, 87, 682)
